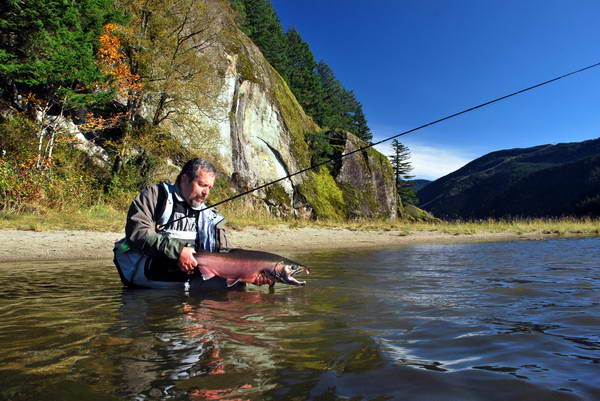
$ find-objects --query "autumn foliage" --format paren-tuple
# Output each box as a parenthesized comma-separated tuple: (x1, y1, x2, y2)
(96, 24, 144, 98)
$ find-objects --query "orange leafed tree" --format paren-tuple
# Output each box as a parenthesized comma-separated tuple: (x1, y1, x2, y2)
(97, 23, 144, 98)
(81, 24, 143, 140)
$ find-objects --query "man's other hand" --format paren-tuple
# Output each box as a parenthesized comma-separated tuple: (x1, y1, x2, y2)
(178, 246, 198, 274)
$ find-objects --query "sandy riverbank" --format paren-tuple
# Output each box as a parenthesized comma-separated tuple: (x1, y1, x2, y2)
(0, 227, 566, 262)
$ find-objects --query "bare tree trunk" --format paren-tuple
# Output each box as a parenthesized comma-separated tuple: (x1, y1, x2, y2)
(34, 100, 52, 169)
(44, 125, 57, 168)
(36, 128, 45, 169)
(113, 94, 142, 175)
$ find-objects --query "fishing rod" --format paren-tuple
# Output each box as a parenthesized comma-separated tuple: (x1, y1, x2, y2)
(192, 61, 600, 214)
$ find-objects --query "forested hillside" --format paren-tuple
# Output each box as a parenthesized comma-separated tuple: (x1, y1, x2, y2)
(411, 179, 431, 192)
(0, 0, 412, 222)
(418, 139, 600, 219)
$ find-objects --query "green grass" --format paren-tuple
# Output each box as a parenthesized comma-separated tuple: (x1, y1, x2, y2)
(2, 207, 599, 238)
(0, 204, 126, 232)
(403, 217, 600, 236)
(214, 215, 600, 237)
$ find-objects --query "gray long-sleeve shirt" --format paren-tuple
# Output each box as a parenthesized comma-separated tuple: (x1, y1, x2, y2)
(125, 183, 183, 260)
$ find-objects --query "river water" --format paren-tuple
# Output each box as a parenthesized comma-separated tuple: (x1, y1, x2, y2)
(1, 237, 599, 401)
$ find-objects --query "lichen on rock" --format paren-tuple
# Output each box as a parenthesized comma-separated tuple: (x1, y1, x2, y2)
(296, 167, 346, 221)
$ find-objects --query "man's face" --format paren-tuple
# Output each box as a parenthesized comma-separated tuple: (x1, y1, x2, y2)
(180, 169, 216, 209)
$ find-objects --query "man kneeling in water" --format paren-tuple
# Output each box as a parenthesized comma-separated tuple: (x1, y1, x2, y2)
(113, 157, 272, 289)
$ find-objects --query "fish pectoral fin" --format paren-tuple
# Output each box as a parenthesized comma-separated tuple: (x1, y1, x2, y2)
(198, 267, 216, 281)
(226, 278, 240, 287)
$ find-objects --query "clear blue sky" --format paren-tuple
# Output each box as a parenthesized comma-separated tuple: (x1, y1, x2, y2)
(270, 0, 600, 180)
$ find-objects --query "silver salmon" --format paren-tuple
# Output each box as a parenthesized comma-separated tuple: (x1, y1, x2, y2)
(194, 248, 309, 287)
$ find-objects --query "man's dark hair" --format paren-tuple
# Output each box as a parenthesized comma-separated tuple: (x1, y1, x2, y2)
(176, 158, 217, 184)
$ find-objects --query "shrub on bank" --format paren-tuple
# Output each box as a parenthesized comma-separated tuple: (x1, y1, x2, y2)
(0, 114, 107, 213)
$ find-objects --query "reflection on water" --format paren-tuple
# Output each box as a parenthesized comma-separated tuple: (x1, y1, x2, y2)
(114, 289, 286, 400)
(0, 237, 599, 400)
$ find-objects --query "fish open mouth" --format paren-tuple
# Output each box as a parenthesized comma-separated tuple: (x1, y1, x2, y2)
(274, 263, 309, 286)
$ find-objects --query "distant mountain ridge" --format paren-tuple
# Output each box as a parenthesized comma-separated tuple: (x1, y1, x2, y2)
(417, 138, 600, 219)
(410, 179, 431, 192)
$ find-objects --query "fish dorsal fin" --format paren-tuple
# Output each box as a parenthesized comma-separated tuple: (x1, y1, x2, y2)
(226, 278, 240, 287)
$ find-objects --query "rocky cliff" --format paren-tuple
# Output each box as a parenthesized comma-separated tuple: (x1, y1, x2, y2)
(208, 25, 317, 216)
(330, 131, 398, 219)
(156, 1, 399, 219)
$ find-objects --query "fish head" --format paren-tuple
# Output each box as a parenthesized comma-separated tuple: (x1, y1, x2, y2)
(271, 261, 310, 286)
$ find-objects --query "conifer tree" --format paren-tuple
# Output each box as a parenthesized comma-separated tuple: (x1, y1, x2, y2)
(0, 0, 121, 106)
(389, 139, 418, 205)
(317, 61, 372, 142)
(341, 89, 372, 142)
(352, 105, 372, 142)
(229, 0, 247, 25)
(236, 0, 289, 79)
(285, 28, 325, 123)
(316, 61, 345, 127)
(0, 0, 122, 172)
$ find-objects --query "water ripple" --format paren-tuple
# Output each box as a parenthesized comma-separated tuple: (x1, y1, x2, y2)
(1, 238, 600, 400)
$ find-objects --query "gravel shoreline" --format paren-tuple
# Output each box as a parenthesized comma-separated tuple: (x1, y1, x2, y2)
(0, 227, 567, 262)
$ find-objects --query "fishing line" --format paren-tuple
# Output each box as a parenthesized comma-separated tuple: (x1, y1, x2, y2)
(192, 61, 600, 214)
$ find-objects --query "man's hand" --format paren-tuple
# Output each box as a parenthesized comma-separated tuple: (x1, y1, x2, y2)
(178, 246, 198, 274)
(253, 272, 275, 286)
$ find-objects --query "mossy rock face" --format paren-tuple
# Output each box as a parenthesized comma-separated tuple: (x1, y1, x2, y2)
(330, 131, 398, 219)
(404, 204, 440, 222)
(222, 28, 262, 85)
(263, 182, 294, 216)
(270, 73, 317, 169)
(337, 182, 361, 216)
(265, 183, 291, 207)
(209, 174, 237, 206)
(221, 17, 317, 171)
(296, 167, 346, 221)
(217, 10, 322, 217)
